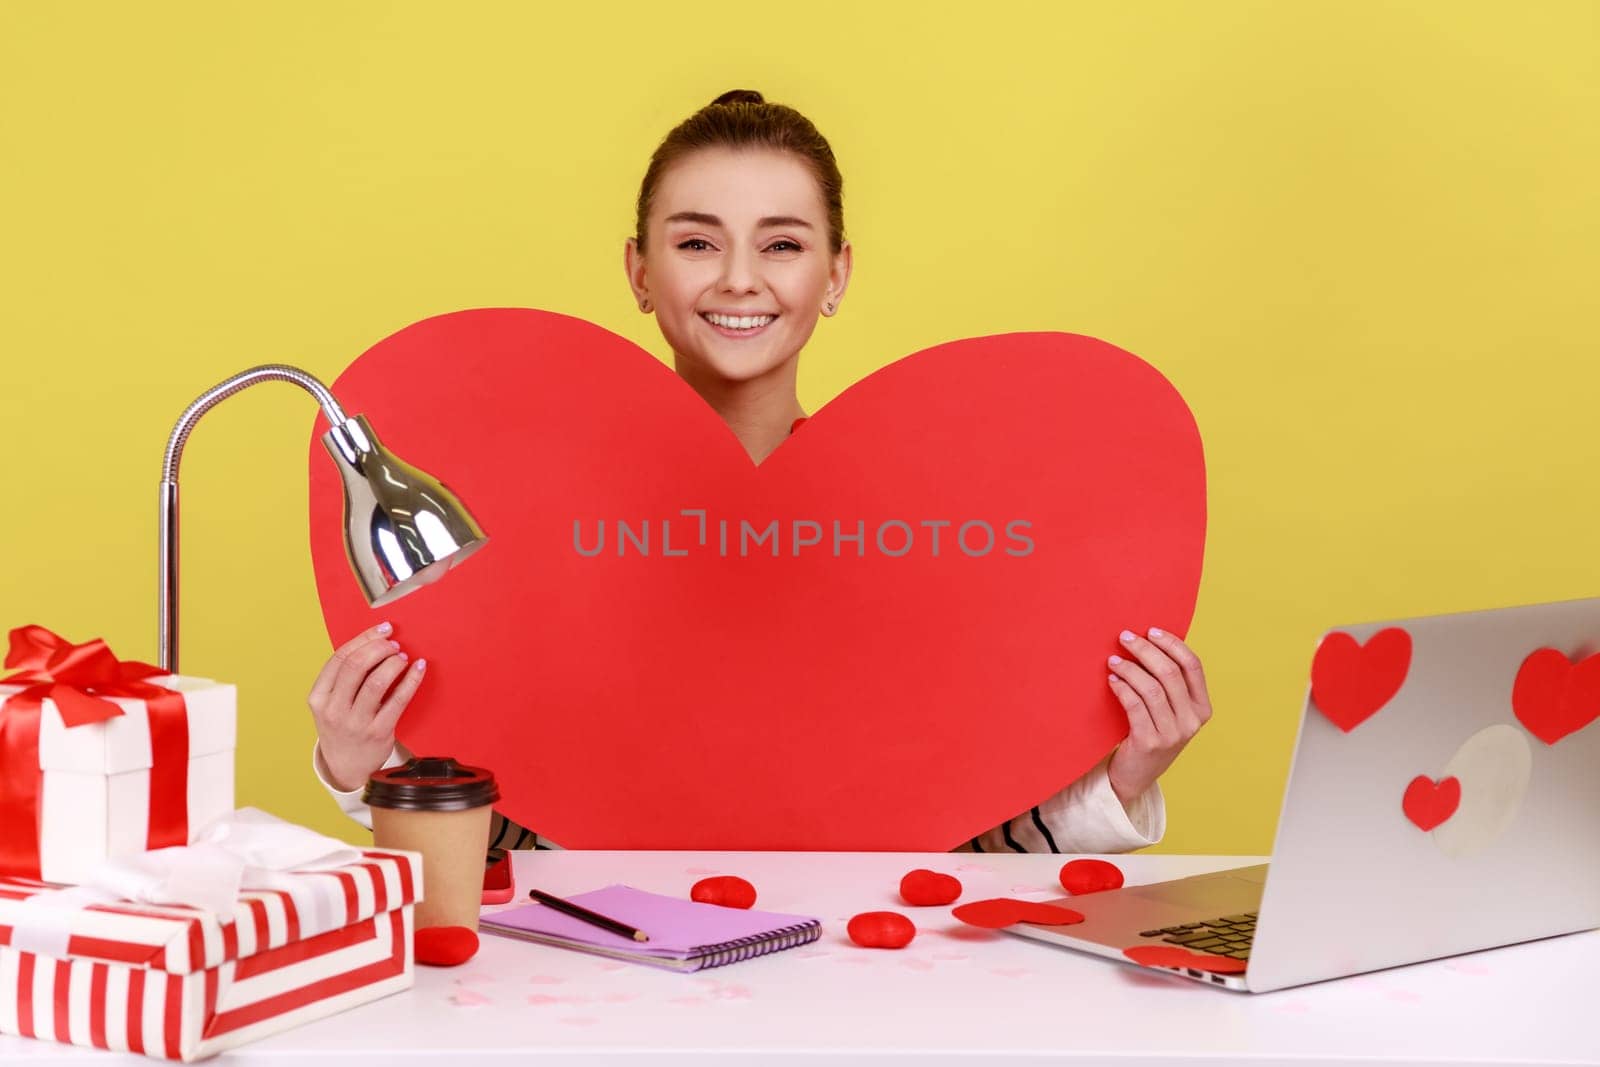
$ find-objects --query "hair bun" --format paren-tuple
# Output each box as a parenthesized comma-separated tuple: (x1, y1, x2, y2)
(711, 89, 765, 106)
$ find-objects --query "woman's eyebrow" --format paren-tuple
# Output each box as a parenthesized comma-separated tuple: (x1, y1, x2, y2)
(664, 211, 723, 227)
(756, 215, 814, 229)
(663, 211, 814, 229)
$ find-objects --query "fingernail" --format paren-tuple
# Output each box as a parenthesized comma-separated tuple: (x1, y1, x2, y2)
(398, 651, 409, 663)
(1109, 655, 1123, 666)
(1108, 674, 1118, 684)
(388, 640, 401, 650)
(377, 622, 393, 635)
(414, 659, 427, 673)
(1120, 630, 1136, 644)
(1149, 627, 1165, 638)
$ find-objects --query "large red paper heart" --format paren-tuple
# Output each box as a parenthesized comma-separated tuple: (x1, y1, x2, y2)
(1402, 775, 1460, 832)
(1511, 647, 1600, 745)
(309, 309, 1205, 849)
(1309, 628, 1412, 732)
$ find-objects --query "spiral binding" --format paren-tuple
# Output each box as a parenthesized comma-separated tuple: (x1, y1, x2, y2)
(690, 920, 823, 970)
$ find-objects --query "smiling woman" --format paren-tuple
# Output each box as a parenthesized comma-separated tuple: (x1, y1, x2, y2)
(622, 88, 853, 466)
(304, 89, 1218, 862)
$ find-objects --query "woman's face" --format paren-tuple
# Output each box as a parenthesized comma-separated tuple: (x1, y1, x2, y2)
(626, 148, 851, 391)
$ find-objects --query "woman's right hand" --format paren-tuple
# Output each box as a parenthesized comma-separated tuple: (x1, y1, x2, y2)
(306, 622, 427, 792)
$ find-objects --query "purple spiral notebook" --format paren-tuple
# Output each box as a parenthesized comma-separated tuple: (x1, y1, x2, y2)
(479, 885, 823, 972)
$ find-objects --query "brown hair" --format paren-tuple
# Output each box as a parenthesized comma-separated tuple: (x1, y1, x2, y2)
(633, 89, 845, 254)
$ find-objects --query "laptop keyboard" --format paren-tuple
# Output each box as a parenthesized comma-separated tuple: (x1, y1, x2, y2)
(1138, 912, 1256, 960)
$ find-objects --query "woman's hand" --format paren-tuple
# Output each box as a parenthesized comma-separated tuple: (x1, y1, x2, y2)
(306, 622, 427, 792)
(1105, 627, 1213, 808)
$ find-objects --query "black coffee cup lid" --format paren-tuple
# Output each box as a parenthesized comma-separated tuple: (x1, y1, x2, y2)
(363, 756, 500, 812)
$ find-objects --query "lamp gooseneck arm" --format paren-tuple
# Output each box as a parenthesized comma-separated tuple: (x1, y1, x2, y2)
(159, 365, 349, 674)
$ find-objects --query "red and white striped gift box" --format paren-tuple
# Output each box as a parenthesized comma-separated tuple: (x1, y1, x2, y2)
(0, 848, 420, 1061)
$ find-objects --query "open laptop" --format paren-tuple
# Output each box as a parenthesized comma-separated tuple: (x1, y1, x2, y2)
(1007, 596, 1600, 992)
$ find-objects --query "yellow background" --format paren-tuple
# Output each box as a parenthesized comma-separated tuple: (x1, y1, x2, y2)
(2, 2, 1595, 855)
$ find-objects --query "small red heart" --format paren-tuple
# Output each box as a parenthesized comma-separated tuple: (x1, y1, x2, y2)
(899, 869, 962, 906)
(1511, 647, 1600, 746)
(414, 925, 479, 967)
(847, 911, 917, 949)
(1310, 628, 1412, 732)
(1123, 945, 1246, 974)
(689, 876, 757, 909)
(951, 898, 1085, 929)
(1058, 858, 1124, 895)
(1402, 775, 1461, 831)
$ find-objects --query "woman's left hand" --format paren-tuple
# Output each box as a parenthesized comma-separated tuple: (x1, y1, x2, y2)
(1105, 627, 1214, 807)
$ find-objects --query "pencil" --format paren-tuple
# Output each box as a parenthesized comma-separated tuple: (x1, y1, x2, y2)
(527, 888, 650, 942)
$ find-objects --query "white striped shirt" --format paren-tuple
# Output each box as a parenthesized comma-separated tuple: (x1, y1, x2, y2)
(313, 742, 1164, 854)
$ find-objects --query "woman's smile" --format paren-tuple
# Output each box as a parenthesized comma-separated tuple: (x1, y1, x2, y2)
(700, 310, 778, 338)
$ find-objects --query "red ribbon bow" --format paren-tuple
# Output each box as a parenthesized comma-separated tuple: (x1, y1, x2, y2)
(0, 625, 191, 879)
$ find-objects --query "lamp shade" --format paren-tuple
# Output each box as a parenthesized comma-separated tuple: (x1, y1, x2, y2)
(322, 414, 488, 607)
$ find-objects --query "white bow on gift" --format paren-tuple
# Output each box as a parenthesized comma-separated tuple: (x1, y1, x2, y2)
(12, 808, 361, 958)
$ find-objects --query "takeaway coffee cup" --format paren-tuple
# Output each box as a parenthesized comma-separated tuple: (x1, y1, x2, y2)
(364, 757, 499, 931)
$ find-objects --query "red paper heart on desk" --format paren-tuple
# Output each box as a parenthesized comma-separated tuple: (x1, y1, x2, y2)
(952, 898, 1086, 929)
(309, 309, 1205, 849)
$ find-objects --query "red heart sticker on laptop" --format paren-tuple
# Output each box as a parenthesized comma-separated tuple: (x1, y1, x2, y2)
(309, 309, 1205, 849)
(1123, 945, 1247, 974)
(1309, 628, 1413, 732)
(1511, 647, 1600, 745)
(1401, 774, 1460, 831)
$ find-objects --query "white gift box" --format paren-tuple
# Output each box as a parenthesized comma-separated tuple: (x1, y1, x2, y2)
(2, 676, 236, 885)
(0, 848, 419, 1061)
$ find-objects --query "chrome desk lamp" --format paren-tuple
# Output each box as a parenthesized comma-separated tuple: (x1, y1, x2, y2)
(158, 364, 487, 673)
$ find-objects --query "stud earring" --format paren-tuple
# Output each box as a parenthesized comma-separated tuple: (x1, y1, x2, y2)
(824, 302, 835, 314)
(640, 299, 651, 312)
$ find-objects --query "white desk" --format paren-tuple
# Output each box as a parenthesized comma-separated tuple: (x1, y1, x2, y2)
(3, 852, 1595, 1065)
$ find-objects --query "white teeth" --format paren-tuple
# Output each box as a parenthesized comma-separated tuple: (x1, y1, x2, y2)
(704, 313, 775, 330)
